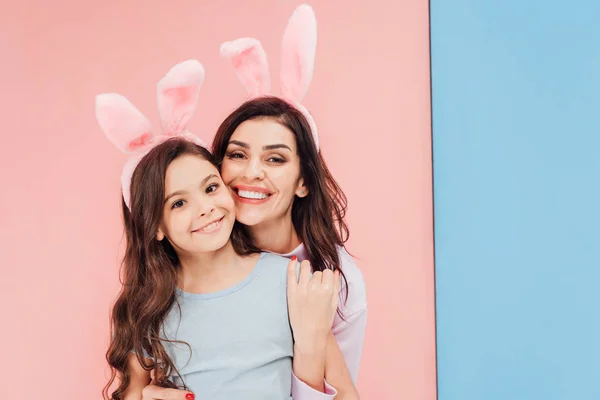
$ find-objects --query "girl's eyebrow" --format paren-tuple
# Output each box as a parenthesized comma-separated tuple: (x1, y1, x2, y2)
(164, 174, 218, 204)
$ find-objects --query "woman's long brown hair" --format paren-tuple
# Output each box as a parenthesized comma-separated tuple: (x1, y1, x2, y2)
(212, 97, 350, 309)
(103, 138, 259, 400)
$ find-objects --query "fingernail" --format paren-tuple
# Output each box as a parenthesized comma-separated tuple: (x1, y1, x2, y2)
(291, 256, 297, 261)
(186, 393, 195, 400)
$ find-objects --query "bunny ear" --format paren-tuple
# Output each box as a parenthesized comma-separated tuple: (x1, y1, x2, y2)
(280, 4, 317, 102)
(221, 38, 271, 98)
(120, 151, 146, 209)
(95, 93, 153, 153)
(157, 59, 205, 135)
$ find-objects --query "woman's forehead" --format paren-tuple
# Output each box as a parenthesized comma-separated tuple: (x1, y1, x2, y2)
(230, 119, 296, 147)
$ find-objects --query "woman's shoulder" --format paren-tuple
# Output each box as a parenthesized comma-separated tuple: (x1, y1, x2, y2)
(336, 246, 367, 315)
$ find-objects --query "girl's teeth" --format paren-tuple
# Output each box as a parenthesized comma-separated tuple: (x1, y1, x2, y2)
(201, 220, 220, 231)
(238, 190, 269, 199)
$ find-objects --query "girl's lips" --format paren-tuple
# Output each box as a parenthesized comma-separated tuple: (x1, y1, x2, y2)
(192, 216, 224, 233)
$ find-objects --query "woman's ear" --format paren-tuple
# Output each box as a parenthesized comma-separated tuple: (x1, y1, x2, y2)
(296, 178, 309, 198)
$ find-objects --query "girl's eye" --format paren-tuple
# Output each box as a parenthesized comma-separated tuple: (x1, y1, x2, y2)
(171, 199, 186, 209)
(206, 183, 219, 194)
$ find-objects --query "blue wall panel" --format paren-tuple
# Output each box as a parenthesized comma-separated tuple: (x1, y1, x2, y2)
(431, 1, 600, 399)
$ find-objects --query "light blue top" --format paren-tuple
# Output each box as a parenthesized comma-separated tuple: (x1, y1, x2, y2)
(162, 252, 294, 399)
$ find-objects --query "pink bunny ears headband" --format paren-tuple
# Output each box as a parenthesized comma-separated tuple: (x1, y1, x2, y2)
(95, 60, 208, 210)
(220, 4, 320, 149)
(95, 4, 318, 209)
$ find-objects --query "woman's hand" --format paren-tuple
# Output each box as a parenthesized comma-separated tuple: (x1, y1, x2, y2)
(134, 383, 194, 400)
(287, 258, 341, 352)
(287, 257, 341, 392)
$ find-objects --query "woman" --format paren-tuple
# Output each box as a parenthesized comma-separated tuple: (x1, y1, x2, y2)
(215, 96, 367, 390)
(214, 4, 367, 389)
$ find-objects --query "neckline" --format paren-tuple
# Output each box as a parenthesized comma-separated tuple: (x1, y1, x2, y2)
(175, 252, 265, 300)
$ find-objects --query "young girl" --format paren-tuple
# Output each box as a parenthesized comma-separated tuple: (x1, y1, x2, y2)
(97, 61, 342, 400)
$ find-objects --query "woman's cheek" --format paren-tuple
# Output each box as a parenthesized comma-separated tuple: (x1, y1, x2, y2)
(220, 161, 236, 184)
(221, 191, 236, 209)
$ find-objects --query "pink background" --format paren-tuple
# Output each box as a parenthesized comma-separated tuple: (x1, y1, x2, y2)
(0, 0, 435, 398)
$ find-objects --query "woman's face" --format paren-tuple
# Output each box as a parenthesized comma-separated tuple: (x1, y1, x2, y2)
(220, 118, 308, 227)
(157, 155, 236, 254)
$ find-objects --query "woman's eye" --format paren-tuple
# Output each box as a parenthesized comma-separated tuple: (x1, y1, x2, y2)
(268, 156, 286, 164)
(227, 152, 245, 160)
(172, 200, 185, 209)
(206, 183, 219, 194)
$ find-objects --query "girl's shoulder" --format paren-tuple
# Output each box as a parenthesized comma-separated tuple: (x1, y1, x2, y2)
(257, 251, 292, 267)
(254, 252, 293, 277)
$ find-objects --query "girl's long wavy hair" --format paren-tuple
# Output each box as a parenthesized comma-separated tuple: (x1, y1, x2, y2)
(212, 96, 351, 310)
(103, 138, 259, 400)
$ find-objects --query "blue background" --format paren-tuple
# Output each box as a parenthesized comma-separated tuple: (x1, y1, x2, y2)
(430, 1, 600, 399)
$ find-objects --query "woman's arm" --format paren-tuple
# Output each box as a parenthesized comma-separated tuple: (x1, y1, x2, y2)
(288, 256, 363, 399)
(123, 354, 194, 400)
(324, 332, 359, 399)
(287, 259, 333, 392)
(290, 251, 367, 399)
(290, 332, 359, 400)
(331, 250, 367, 383)
(122, 353, 151, 400)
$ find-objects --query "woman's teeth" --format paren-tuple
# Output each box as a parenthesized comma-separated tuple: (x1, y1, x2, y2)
(238, 190, 269, 199)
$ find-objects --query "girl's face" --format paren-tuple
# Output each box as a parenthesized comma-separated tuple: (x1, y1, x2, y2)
(157, 155, 235, 255)
(220, 118, 308, 227)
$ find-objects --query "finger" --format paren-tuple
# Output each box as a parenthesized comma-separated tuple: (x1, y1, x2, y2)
(298, 260, 312, 286)
(332, 270, 342, 308)
(287, 257, 298, 292)
(142, 384, 194, 400)
(333, 270, 341, 294)
(310, 271, 323, 288)
(321, 269, 334, 290)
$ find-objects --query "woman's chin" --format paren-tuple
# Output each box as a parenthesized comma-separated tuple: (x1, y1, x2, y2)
(235, 211, 267, 227)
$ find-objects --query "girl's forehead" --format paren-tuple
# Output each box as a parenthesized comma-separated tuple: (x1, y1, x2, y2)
(165, 156, 220, 186)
